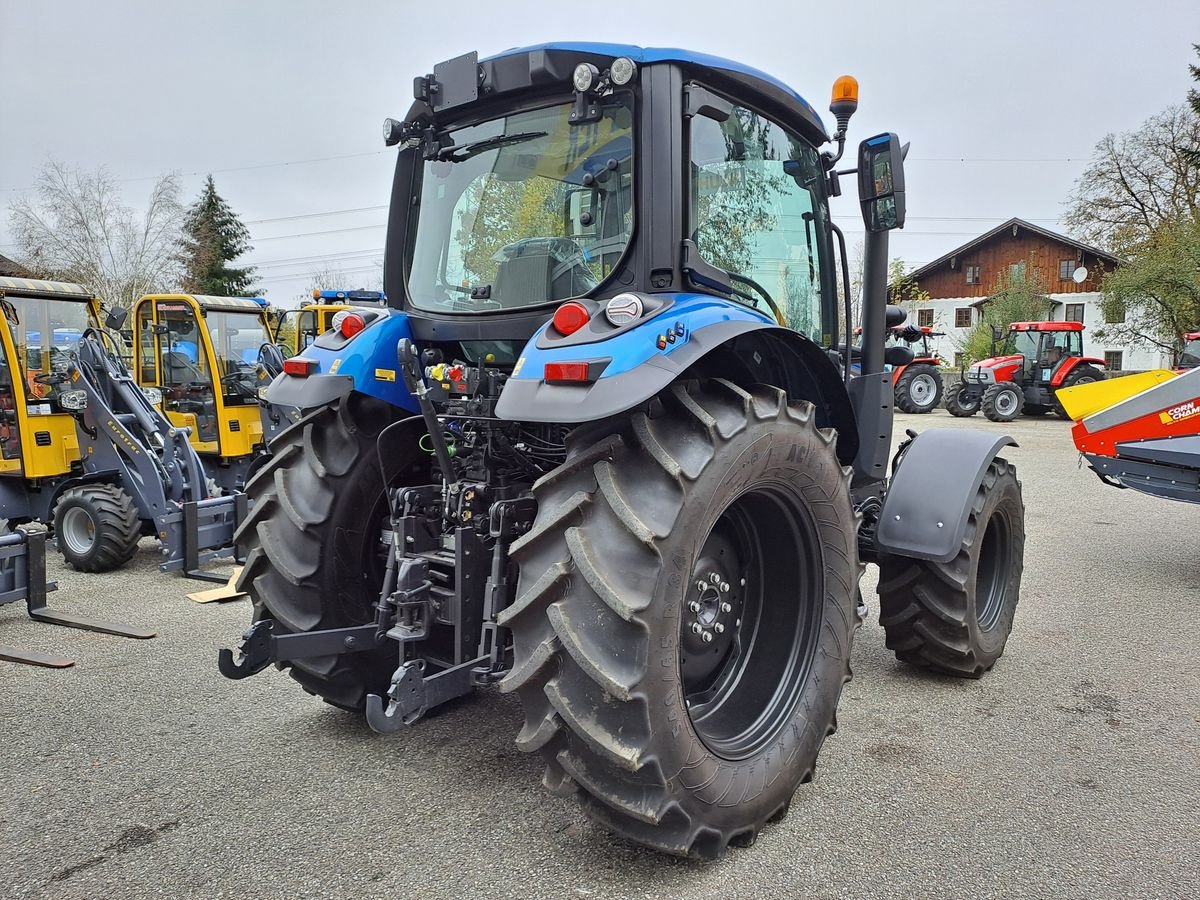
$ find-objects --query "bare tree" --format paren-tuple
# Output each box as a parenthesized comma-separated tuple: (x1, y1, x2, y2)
(1064, 104, 1200, 255)
(7, 159, 184, 307)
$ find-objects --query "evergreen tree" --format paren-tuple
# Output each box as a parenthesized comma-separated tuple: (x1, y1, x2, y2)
(1185, 44, 1200, 165)
(178, 175, 258, 296)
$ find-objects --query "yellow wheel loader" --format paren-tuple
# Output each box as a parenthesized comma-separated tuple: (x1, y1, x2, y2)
(273, 289, 385, 357)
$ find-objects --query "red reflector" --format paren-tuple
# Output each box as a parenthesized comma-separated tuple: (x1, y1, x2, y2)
(338, 312, 366, 338)
(544, 361, 594, 383)
(552, 301, 590, 336)
(282, 357, 317, 377)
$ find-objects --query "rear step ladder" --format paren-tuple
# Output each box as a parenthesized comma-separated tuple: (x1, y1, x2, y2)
(0, 525, 155, 668)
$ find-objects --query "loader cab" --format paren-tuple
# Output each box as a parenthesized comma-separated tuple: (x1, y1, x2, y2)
(274, 290, 385, 356)
(0, 278, 99, 479)
(132, 293, 272, 459)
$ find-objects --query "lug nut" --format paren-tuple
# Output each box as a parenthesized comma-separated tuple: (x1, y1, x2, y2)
(696, 580, 707, 592)
(691, 623, 703, 635)
(720, 581, 730, 593)
(740, 578, 746, 586)
(709, 573, 720, 584)
(720, 601, 732, 613)
(688, 601, 701, 613)
(714, 623, 724, 634)
(701, 631, 714, 643)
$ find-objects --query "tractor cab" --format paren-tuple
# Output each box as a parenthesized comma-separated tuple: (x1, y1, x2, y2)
(946, 320, 1105, 421)
(274, 290, 386, 357)
(132, 293, 273, 469)
(0, 278, 100, 479)
(1177, 332, 1200, 370)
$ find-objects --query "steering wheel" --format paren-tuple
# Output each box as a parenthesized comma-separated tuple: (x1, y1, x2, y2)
(34, 372, 67, 386)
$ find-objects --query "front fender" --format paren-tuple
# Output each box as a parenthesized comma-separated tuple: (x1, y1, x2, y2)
(265, 310, 420, 413)
(495, 293, 776, 423)
(876, 429, 1018, 563)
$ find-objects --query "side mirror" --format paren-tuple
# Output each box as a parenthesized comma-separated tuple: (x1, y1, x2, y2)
(858, 133, 906, 232)
(885, 304, 908, 327)
(884, 346, 915, 367)
(105, 306, 129, 331)
(153, 323, 170, 336)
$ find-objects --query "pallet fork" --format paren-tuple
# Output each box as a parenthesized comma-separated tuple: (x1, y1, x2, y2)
(0, 525, 155, 668)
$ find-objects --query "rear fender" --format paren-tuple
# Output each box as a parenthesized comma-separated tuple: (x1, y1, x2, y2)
(889, 363, 907, 386)
(495, 292, 859, 465)
(265, 310, 420, 413)
(1051, 355, 1107, 387)
(876, 429, 1017, 563)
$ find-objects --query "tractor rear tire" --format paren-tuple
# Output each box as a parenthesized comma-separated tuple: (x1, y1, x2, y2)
(52, 484, 141, 573)
(503, 379, 859, 859)
(944, 384, 980, 417)
(234, 393, 419, 711)
(1053, 366, 1105, 419)
(877, 457, 1024, 677)
(982, 383, 1024, 422)
(894, 364, 943, 414)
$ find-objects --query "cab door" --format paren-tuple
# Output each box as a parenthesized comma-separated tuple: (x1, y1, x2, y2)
(0, 312, 24, 475)
(149, 299, 222, 454)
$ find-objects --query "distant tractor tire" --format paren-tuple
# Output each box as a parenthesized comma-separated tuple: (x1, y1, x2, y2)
(982, 383, 1024, 422)
(1052, 366, 1105, 419)
(234, 393, 420, 711)
(894, 364, 944, 414)
(52, 484, 141, 573)
(504, 379, 859, 860)
(877, 457, 1024, 677)
(944, 383, 981, 417)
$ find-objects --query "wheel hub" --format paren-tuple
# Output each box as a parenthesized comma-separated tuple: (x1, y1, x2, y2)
(681, 543, 742, 686)
(911, 374, 936, 406)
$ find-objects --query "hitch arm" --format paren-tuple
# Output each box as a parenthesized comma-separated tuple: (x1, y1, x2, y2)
(217, 620, 382, 680)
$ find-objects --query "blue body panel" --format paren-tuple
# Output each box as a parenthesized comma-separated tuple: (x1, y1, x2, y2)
(485, 42, 827, 136)
(509, 293, 774, 383)
(295, 310, 420, 413)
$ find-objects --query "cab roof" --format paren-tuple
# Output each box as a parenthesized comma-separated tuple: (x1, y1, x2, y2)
(143, 293, 266, 313)
(484, 41, 828, 140)
(0, 276, 95, 300)
(1010, 321, 1083, 332)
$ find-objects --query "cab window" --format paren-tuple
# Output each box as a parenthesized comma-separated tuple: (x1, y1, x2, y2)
(156, 301, 217, 442)
(688, 97, 829, 343)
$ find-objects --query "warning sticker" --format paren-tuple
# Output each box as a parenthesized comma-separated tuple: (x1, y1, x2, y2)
(375, 368, 396, 382)
(1159, 399, 1200, 425)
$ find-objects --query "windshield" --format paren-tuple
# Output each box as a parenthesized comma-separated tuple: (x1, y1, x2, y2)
(5, 296, 95, 401)
(1180, 338, 1200, 369)
(207, 309, 271, 404)
(406, 96, 635, 312)
(1004, 330, 1040, 360)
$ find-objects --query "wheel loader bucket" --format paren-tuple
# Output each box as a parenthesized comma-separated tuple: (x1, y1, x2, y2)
(1057, 369, 1177, 422)
(0, 525, 155, 668)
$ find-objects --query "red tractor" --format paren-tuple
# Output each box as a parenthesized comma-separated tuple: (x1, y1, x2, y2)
(944, 321, 1107, 422)
(1178, 331, 1200, 370)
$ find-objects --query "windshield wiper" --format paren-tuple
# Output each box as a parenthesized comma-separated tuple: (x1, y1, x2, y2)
(435, 131, 547, 162)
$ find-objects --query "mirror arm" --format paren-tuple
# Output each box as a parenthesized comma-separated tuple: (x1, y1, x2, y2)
(830, 223, 854, 389)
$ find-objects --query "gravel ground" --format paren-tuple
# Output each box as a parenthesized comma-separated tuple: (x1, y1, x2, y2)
(2, 410, 1197, 899)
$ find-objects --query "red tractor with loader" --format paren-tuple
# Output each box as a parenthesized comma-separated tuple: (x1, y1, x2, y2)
(944, 320, 1106, 422)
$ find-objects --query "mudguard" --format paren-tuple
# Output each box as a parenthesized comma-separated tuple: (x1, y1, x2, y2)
(876, 428, 1017, 564)
(1051, 355, 1107, 387)
(498, 293, 799, 422)
(265, 309, 420, 413)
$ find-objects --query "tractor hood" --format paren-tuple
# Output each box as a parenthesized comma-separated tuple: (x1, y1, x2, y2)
(973, 354, 1023, 371)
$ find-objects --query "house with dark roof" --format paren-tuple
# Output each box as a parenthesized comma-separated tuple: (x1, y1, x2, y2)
(898, 218, 1162, 371)
(0, 253, 32, 278)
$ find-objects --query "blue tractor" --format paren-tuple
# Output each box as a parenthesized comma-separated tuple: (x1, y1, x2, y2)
(220, 44, 1025, 858)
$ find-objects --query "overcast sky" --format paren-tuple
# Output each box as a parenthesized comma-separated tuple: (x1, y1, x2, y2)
(1, 1, 1197, 307)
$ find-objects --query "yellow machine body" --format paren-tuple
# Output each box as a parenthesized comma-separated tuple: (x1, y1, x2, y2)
(1057, 369, 1178, 423)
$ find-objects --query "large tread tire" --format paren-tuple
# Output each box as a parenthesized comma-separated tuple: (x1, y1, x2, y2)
(503, 379, 859, 859)
(944, 383, 980, 417)
(52, 484, 141, 572)
(894, 364, 943, 414)
(982, 383, 1024, 422)
(877, 457, 1024, 677)
(234, 393, 420, 711)
(1052, 366, 1105, 419)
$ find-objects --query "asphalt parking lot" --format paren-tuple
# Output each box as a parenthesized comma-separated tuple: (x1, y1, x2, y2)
(2, 410, 1197, 899)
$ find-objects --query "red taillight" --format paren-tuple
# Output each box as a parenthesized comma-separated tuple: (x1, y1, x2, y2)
(552, 301, 591, 336)
(282, 357, 317, 377)
(338, 312, 366, 338)
(544, 361, 595, 383)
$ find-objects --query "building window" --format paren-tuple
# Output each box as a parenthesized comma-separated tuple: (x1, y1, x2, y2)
(916, 308, 933, 327)
(1059, 259, 1077, 281)
(1065, 303, 1085, 323)
(954, 352, 965, 368)
(1008, 261, 1027, 282)
(954, 307, 972, 328)
(1104, 351, 1123, 371)
(965, 264, 980, 285)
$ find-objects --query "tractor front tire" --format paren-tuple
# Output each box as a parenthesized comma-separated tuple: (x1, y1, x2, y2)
(504, 380, 859, 859)
(944, 384, 980, 417)
(877, 457, 1024, 676)
(234, 393, 417, 711)
(52, 484, 141, 572)
(982, 383, 1024, 422)
(894, 364, 943, 414)
(1053, 366, 1105, 419)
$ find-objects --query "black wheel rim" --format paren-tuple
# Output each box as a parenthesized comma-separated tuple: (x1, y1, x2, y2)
(975, 506, 1012, 630)
(958, 388, 979, 410)
(680, 483, 823, 761)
